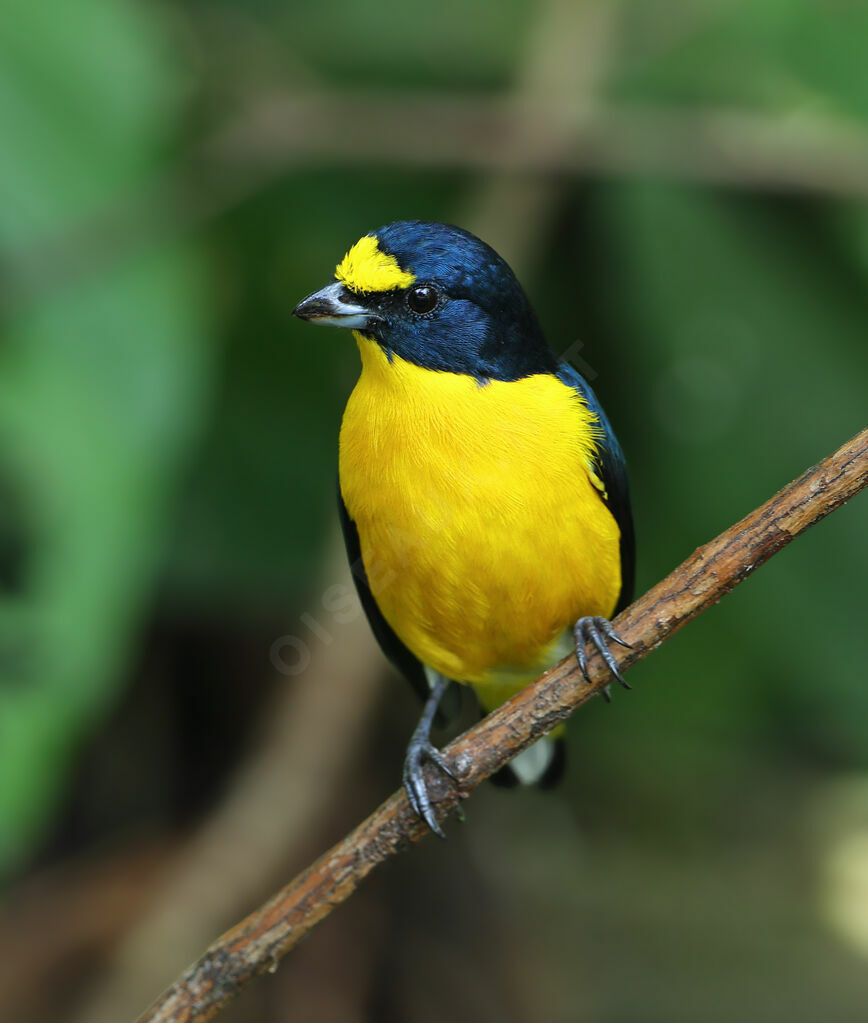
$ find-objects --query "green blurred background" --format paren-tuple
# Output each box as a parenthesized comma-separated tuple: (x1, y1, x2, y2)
(1, 1, 867, 1021)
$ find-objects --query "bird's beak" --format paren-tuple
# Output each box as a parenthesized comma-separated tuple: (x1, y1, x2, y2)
(292, 281, 375, 329)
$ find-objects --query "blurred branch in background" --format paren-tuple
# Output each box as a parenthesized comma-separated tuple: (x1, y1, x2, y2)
(140, 429, 868, 1023)
(8, 98, 868, 318)
(0, 842, 173, 1021)
(67, 539, 385, 1023)
(209, 96, 868, 197)
(457, 0, 617, 267)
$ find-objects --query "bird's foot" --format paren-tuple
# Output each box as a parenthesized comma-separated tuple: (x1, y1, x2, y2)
(402, 735, 458, 839)
(573, 616, 632, 702)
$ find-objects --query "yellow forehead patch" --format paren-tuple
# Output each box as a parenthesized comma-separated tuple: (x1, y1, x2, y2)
(335, 234, 416, 293)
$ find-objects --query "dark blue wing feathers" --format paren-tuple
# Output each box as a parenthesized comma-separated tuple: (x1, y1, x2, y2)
(338, 486, 461, 722)
(556, 362, 635, 613)
(338, 488, 429, 702)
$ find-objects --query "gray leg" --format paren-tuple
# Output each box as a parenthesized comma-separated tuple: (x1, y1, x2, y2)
(402, 673, 457, 838)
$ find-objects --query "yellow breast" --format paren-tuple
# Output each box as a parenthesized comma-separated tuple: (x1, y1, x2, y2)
(339, 334, 622, 686)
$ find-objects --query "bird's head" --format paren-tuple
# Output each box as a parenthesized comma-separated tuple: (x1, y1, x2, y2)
(293, 220, 556, 381)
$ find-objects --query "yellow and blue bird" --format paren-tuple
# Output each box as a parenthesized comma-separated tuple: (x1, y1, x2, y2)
(294, 221, 634, 835)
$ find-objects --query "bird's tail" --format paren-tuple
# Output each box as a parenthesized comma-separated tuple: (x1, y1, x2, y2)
(489, 736, 566, 788)
(472, 662, 569, 788)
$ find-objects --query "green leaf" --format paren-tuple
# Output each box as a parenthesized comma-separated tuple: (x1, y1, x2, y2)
(0, 0, 210, 872)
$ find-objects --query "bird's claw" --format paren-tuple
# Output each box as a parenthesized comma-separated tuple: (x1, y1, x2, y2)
(402, 737, 457, 838)
(573, 615, 632, 697)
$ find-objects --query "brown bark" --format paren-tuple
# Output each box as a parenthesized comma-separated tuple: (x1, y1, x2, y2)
(138, 426, 868, 1023)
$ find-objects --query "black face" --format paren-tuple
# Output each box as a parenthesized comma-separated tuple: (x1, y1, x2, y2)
(295, 221, 559, 382)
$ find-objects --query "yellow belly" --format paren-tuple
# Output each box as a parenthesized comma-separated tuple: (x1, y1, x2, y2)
(339, 335, 622, 686)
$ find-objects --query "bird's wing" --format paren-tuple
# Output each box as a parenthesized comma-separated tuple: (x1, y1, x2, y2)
(339, 486, 461, 727)
(557, 362, 635, 612)
(338, 487, 430, 702)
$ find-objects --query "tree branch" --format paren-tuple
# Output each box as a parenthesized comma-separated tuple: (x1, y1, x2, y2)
(205, 95, 868, 199)
(138, 427, 868, 1023)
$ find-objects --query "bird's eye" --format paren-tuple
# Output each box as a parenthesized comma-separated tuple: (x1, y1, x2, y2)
(407, 284, 439, 314)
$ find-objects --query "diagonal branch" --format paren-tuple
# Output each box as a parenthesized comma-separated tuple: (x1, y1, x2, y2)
(138, 426, 868, 1023)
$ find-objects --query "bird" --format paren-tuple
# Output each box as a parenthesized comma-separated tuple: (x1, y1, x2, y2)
(293, 220, 634, 836)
